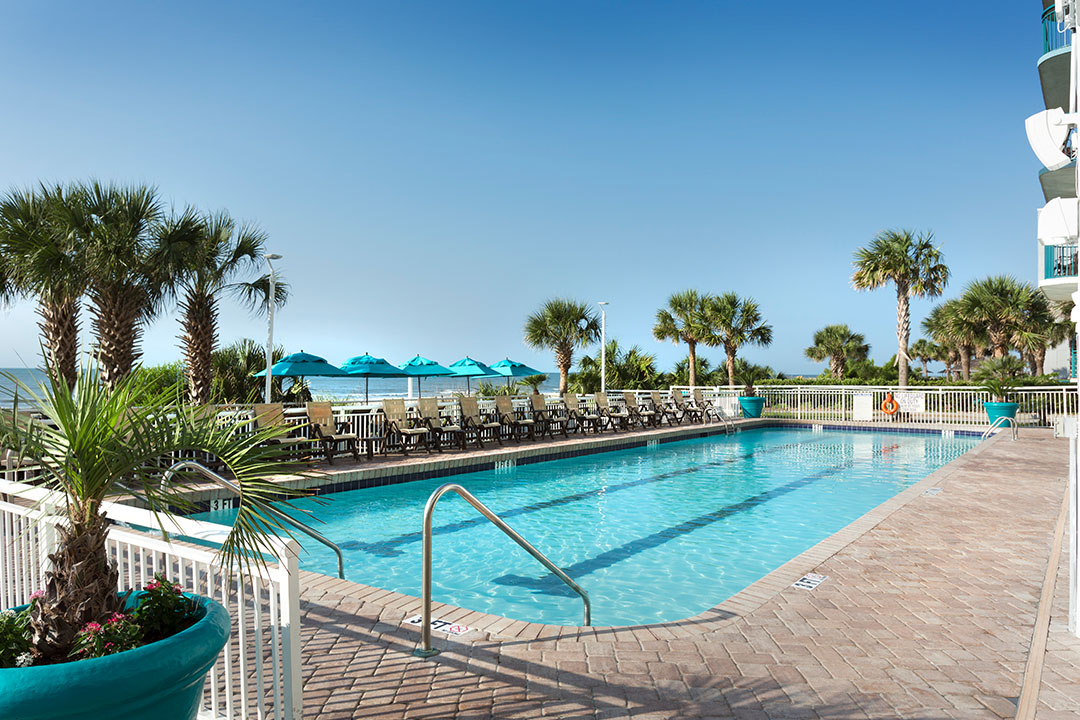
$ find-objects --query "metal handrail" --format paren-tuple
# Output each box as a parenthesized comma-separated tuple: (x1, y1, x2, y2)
(163, 460, 345, 579)
(413, 483, 590, 658)
(981, 416, 1018, 441)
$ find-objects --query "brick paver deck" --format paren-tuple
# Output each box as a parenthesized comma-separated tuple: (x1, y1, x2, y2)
(294, 430, 1077, 719)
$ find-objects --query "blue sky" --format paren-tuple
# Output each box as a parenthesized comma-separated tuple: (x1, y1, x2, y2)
(0, 1, 1045, 376)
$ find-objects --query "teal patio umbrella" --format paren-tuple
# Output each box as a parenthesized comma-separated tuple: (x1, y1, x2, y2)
(254, 351, 351, 399)
(448, 356, 499, 395)
(342, 353, 407, 402)
(398, 355, 454, 397)
(490, 358, 544, 388)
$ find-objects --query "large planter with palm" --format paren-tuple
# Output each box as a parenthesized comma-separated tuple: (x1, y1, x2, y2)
(736, 362, 773, 418)
(0, 366, 301, 720)
(975, 357, 1021, 425)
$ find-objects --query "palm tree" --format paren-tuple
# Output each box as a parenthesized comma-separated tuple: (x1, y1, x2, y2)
(60, 182, 200, 389)
(909, 338, 937, 378)
(852, 229, 949, 386)
(211, 338, 284, 403)
(923, 300, 982, 381)
(0, 185, 86, 387)
(523, 298, 601, 395)
(957, 276, 1040, 359)
(572, 339, 661, 392)
(173, 212, 284, 405)
(653, 290, 710, 387)
(804, 324, 870, 380)
(704, 292, 773, 387)
(1014, 293, 1071, 375)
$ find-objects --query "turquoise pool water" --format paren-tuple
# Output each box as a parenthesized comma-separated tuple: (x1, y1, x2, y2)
(195, 427, 978, 626)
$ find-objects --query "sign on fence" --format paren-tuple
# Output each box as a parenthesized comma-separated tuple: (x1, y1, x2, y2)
(852, 394, 873, 422)
(896, 392, 925, 414)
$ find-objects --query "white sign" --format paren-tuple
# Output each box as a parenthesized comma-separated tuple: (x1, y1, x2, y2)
(852, 394, 873, 422)
(793, 573, 827, 590)
(896, 392, 925, 414)
(405, 615, 473, 636)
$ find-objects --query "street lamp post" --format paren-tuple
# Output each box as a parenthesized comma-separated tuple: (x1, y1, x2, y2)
(598, 302, 609, 393)
(263, 253, 282, 403)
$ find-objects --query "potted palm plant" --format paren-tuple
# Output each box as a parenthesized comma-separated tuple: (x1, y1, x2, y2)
(974, 357, 1021, 424)
(736, 362, 772, 419)
(0, 364, 305, 720)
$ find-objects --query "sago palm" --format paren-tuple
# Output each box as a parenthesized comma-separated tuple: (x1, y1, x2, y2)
(852, 229, 949, 386)
(957, 276, 1039, 359)
(0, 185, 86, 387)
(653, 290, 710, 387)
(524, 298, 600, 395)
(804, 324, 869, 380)
(173, 212, 283, 405)
(0, 364, 305, 663)
(704, 292, 773, 387)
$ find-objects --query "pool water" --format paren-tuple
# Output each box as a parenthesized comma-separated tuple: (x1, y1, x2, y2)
(195, 427, 978, 626)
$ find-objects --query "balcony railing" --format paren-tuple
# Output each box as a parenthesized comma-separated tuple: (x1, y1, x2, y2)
(1045, 243, 1079, 279)
(1044, 7, 1072, 55)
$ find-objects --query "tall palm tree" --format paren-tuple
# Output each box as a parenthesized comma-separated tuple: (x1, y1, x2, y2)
(653, 290, 710, 387)
(0, 185, 86, 387)
(804, 324, 870, 380)
(523, 298, 600, 395)
(704, 292, 773, 387)
(909, 338, 937, 379)
(1014, 293, 1070, 375)
(957, 276, 1040, 359)
(60, 182, 200, 389)
(173, 212, 284, 404)
(852, 229, 949, 386)
(923, 300, 982, 381)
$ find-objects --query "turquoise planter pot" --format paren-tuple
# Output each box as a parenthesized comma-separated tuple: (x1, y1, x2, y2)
(0, 595, 229, 720)
(984, 401, 1019, 424)
(738, 396, 765, 418)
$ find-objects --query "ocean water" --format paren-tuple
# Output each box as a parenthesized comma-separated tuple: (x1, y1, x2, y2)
(195, 427, 978, 626)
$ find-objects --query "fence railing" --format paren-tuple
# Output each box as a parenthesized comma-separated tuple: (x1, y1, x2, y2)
(1045, 243, 1078, 280)
(1044, 6, 1072, 55)
(0, 479, 303, 720)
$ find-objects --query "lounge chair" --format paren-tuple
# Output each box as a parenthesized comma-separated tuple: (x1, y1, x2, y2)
(670, 389, 704, 423)
(564, 393, 603, 434)
(594, 392, 631, 431)
(530, 394, 568, 439)
(495, 395, 536, 441)
(650, 390, 682, 426)
(418, 398, 465, 451)
(459, 396, 501, 448)
(381, 399, 430, 456)
(306, 402, 360, 465)
(622, 392, 658, 428)
(691, 389, 726, 423)
(252, 403, 309, 459)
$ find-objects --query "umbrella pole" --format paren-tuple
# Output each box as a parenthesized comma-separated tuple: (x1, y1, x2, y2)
(365, 377, 369, 404)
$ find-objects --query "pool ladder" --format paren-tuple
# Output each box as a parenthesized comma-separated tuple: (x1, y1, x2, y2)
(981, 416, 1018, 442)
(413, 483, 591, 658)
(163, 460, 346, 580)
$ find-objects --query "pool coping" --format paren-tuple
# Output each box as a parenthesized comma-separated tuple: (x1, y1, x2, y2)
(294, 420, 1011, 646)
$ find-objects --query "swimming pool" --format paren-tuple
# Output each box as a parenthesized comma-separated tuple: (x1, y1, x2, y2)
(196, 427, 978, 626)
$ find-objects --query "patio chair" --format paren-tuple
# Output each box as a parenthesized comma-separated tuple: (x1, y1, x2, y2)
(458, 396, 501, 448)
(495, 395, 536, 441)
(650, 390, 682, 426)
(381, 398, 430, 456)
(305, 402, 360, 465)
(622, 392, 658, 428)
(564, 393, 604, 434)
(670, 389, 704, 423)
(594, 392, 631, 431)
(530, 394, 569, 439)
(418, 397, 465, 451)
(252, 403, 309, 459)
(691, 389, 726, 423)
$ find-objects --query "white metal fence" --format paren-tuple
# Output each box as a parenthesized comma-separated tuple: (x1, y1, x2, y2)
(0, 480, 303, 720)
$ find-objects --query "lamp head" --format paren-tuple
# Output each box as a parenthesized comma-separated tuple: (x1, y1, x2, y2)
(264, 253, 283, 261)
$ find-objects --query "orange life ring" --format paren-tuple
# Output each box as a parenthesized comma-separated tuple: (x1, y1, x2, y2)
(881, 393, 899, 415)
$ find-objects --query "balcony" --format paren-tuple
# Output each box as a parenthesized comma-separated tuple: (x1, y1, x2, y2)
(1040, 243, 1079, 301)
(1040, 7, 1071, 110)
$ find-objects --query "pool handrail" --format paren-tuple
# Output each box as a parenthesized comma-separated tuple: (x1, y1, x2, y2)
(162, 460, 346, 580)
(414, 482, 591, 657)
(981, 415, 1018, 441)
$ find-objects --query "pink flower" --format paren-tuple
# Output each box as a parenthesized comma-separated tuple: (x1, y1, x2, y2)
(82, 621, 102, 633)
(107, 612, 126, 624)
(29, 591, 44, 601)
(146, 582, 159, 591)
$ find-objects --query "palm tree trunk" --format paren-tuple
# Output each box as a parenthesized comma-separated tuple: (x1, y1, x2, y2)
(28, 512, 122, 662)
(921, 359, 928, 378)
(960, 348, 972, 381)
(90, 287, 143, 389)
(37, 298, 80, 388)
(687, 341, 697, 387)
(555, 346, 573, 395)
(896, 285, 910, 387)
(181, 290, 218, 405)
(830, 354, 844, 380)
(1035, 347, 1047, 376)
(725, 346, 736, 388)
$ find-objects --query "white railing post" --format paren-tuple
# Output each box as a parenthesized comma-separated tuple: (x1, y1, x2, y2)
(275, 538, 304, 720)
